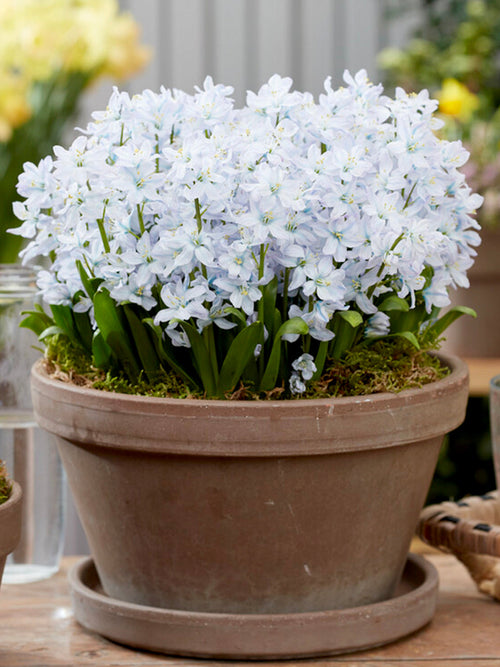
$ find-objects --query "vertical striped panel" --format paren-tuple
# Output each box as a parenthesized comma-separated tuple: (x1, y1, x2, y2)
(344, 0, 381, 77)
(115, 0, 398, 99)
(213, 0, 247, 95)
(168, 0, 207, 89)
(299, 0, 336, 93)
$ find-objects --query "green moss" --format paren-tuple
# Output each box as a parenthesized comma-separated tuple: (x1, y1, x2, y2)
(44, 333, 449, 400)
(0, 461, 12, 505)
(45, 334, 96, 377)
(305, 339, 449, 399)
(92, 371, 198, 399)
(44, 334, 196, 398)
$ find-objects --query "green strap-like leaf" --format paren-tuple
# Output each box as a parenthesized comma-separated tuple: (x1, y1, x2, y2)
(223, 306, 247, 328)
(378, 295, 410, 312)
(388, 303, 427, 335)
(338, 310, 363, 328)
(50, 304, 78, 344)
(330, 311, 363, 359)
(92, 331, 114, 370)
(76, 259, 103, 300)
(123, 305, 162, 382)
(20, 308, 53, 337)
(217, 321, 263, 396)
(259, 317, 309, 392)
(312, 340, 329, 381)
(426, 305, 477, 339)
(178, 321, 216, 396)
(390, 331, 420, 349)
(93, 290, 140, 381)
(262, 276, 278, 342)
(38, 324, 65, 340)
(73, 309, 93, 353)
(142, 318, 198, 388)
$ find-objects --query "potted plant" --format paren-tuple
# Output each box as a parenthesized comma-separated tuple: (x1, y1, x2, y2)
(0, 461, 22, 587)
(17, 70, 477, 658)
(379, 0, 500, 357)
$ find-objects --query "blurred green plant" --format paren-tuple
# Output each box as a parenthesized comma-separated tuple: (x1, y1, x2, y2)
(0, 0, 150, 263)
(380, 0, 500, 228)
(427, 397, 495, 503)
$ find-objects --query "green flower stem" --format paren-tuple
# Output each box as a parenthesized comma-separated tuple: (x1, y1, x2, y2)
(194, 198, 208, 279)
(137, 204, 145, 234)
(402, 182, 417, 210)
(366, 231, 404, 300)
(282, 267, 290, 321)
(203, 323, 219, 385)
(155, 134, 160, 172)
(97, 205, 110, 254)
(194, 198, 203, 233)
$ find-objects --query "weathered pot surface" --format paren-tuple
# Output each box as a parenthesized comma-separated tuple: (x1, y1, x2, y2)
(31, 353, 468, 616)
(0, 482, 23, 585)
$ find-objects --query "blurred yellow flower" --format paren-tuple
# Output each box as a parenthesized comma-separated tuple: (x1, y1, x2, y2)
(0, 0, 150, 138)
(0, 0, 150, 262)
(0, 75, 31, 142)
(437, 78, 480, 122)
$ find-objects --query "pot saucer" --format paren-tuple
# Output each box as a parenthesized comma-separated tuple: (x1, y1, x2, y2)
(69, 553, 438, 660)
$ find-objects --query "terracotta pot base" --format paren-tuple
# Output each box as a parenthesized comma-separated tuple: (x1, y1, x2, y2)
(69, 553, 438, 660)
(0, 482, 23, 586)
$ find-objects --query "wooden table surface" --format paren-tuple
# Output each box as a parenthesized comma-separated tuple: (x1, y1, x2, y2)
(465, 357, 500, 396)
(1, 552, 500, 667)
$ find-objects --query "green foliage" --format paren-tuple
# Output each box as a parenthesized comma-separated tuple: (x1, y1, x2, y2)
(38, 322, 452, 401)
(428, 396, 496, 503)
(0, 461, 12, 505)
(21, 268, 475, 399)
(305, 339, 449, 399)
(44, 334, 96, 377)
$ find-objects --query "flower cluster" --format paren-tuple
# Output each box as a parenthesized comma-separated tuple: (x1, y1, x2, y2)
(14, 70, 481, 397)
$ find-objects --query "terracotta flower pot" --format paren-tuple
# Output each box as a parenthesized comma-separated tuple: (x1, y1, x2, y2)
(31, 353, 468, 617)
(0, 482, 22, 586)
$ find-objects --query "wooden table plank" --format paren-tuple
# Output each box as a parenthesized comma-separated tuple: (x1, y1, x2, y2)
(1, 553, 500, 665)
(464, 357, 500, 396)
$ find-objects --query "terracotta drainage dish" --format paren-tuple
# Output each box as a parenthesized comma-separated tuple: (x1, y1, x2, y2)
(69, 552, 438, 659)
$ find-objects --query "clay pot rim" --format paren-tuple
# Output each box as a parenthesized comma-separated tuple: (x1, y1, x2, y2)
(31, 351, 467, 412)
(31, 353, 468, 455)
(0, 481, 22, 511)
(0, 482, 23, 556)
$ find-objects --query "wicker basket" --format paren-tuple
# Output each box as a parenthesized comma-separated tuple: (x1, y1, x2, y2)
(418, 491, 500, 601)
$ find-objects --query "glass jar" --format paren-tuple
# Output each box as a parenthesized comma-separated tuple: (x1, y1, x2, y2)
(0, 264, 65, 583)
(490, 374, 500, 490)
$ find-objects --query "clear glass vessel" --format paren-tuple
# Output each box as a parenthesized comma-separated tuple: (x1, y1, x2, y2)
(0, 264, 65, 583)
(490, 374, 500, 490)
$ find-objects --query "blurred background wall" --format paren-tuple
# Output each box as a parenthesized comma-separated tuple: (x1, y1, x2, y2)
(83, 0, 418, 112)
